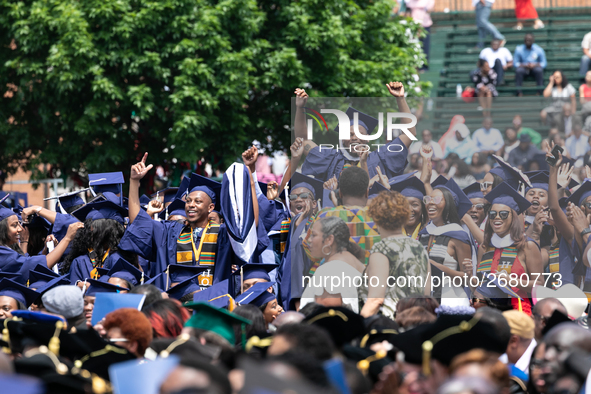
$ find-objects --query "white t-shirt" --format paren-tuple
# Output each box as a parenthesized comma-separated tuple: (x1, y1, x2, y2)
(479, 47, 513, 68)
(582, 32, 591, 50)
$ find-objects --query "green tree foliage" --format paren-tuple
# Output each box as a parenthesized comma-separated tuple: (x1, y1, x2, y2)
(0, 0, 428, 184)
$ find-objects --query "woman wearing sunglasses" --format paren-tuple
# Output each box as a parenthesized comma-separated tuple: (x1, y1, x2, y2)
(418, 178, 475, 302)
(477, 182, 543, 315)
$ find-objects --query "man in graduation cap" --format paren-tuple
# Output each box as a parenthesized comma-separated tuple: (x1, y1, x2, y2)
(120, 152, 262, 288)
(293, 82, 417, 182)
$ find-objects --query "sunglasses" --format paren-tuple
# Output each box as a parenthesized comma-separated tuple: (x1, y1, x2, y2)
(423, 196, 443, 205)
(289, 193, 313, 201)
(480, 182, 493, 191)
(471, 297, 488, 305)
(583, 203, 591, 209)
(489, 210, 511, 220)
(471, 204, 485, 210)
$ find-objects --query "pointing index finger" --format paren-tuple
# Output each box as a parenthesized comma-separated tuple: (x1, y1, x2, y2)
(141, 152, 148, 164)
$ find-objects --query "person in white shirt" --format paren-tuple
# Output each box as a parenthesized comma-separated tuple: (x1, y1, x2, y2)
(565, 123, 590, 167)
(500, 310, 537, 374)
(472, 117, 505, 156)
(480, 39, 513, 85)
(409, 129, 444, 160)
(579, 31, 591, 80)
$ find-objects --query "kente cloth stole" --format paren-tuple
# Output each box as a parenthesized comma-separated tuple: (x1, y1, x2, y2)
(477, 246, 518, 275)
(89, 249, 110, 279)
(176, 222, 220, 265)
(402, 224, 422, 240)
(280, 218, 291, 254)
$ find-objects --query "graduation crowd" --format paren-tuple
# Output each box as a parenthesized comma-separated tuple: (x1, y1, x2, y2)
(0, 81, 590, 394)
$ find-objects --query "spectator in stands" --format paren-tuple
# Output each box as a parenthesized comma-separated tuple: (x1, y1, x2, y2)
(450, 158, 478, 189)
(553, 103, 575, 137)
(579, 70, 591, 129)
(513, 114, 542, 147)
(508, 133, 541, 170)
(471, 59, 497, 116)
(514, 34, 546, 96)
(565, 122, 590, 164)
(405, 0, 435, 71)
(549, 132, 570, 159)
(479, 39, 513, 85)
(474, 0, 505, 50)
(470, 152, 491, 181)
(579, 31, 591, 80)
(472, 117, 504, 157)
(443, 123, 477, 165)
(409, 129, 444, 160)
(541, 70, 577, 125)
(497, 127, 520, 161)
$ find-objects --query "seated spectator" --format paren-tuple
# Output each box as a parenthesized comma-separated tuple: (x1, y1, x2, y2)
(514, 34, 546, 96)
(497, 127, 520, 161)
(471, 59, 497, 116)
(472, 117, 504, 156)
(513, 114, 542, 147)
(541, 70, 576, 125)
(469, 152, 491, 181)
(449, 158, 477, 189)
(409, 129, 444, 160)
(565, 121, 590, 164)
(580, 30, 591, 81)
(406, 153, 421, 174)
(443, 123, 477, 165)
(479, 39, 513, 85)
(553, 103, 575, 137)
(580, 70, 591, 128)
(508, 133, 541, 171)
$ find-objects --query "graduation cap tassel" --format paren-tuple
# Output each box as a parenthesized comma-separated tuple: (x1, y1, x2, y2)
(357, 350, 387, 377)
(2, 320, 11, 354)
(422, 341, 433, 377)
(240, 266, 244, 295)
(48, 320, 64, 356)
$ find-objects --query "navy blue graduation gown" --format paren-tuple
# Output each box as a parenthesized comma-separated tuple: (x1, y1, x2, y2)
(301, 137, 408, 182)
(0, 246, 47, 285)
(68, 251, 121, 284)
(117, 209, 237, 285)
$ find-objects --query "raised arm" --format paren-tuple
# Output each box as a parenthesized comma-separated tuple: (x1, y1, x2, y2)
(22, 206, 57, 224)
(129, 153, 154, 224)
(46, 222, 84, 269)
(386, 82, 417, 149)
(293, 88, 317, 157)
(242, 145, 260, 228)
(548, 145, 574, 242)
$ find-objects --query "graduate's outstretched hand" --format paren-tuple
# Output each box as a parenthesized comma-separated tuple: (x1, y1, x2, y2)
(266, 181, 279, 200)
(65, 222, 84, 242)
(131, 152, 153, 181)
(290, 137, 304, 160)
(242, 146, 259, 171)
(147, 200, 164, 216)
(386, 82, 405, 98)
(557, 162, 574, 189)
(294, 88, 308, 108)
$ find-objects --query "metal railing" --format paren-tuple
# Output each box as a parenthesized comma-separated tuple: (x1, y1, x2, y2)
(432, 0, 590, 13)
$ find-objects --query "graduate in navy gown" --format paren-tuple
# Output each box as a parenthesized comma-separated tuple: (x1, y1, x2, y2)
(0, 205, 83, 284)
(293, 82, 417, 182)
(118, 150, 264, 286)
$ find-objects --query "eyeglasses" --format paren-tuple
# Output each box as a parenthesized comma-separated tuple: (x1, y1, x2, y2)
(583, 203, 591, 209)
(471, 297, 488, 305)
(480, 182, 494, 191)
(289, 193, 313, 201)
(423, 196, 443, 205)
(530, 359, 545, 368)
(489, 210, 511, 220)
(107, 338, 129, 343)
(471, 204, 485, 210)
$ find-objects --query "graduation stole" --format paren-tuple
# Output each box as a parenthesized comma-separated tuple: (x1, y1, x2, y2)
(477, 246, 519, 275)
(279, 218, 291, 254)
(89, 249, 110, 279)
(547, 242, 560, 289)
(176, 222, 220, 265)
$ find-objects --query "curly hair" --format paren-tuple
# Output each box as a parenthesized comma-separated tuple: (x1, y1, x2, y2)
(61, 218, 132, 274)
(143, 299, 191, 339)
(316, 216, 363, 259)
(103, 308, 153, 356)
(367, 191, 410, 231)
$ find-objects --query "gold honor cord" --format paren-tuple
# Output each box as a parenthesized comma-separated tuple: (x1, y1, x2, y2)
(245, 336, 274, 353)
(359, 329, 398, 349)
(306, 309, 349, 325)
(160, 333, 192, 358)
(357, 350, 388, 376)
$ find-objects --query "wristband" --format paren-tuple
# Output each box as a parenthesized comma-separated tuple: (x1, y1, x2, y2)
(35, 206, 42, 214)
(580, 228, 591, 238)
